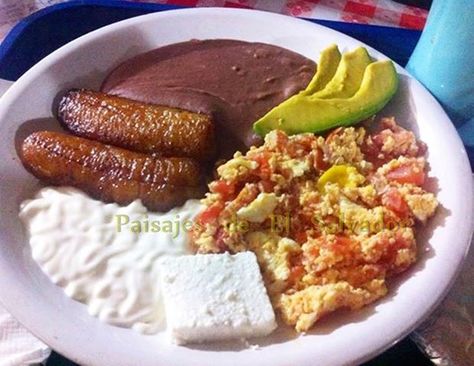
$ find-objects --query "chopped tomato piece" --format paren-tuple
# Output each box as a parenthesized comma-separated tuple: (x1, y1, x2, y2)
(294, 231, 307, 244)
(386, 164, 425, 185)
(313, 147, 328, 171)
(252, 152, 272, 179)
(258, 179, 275, 193)
(233, 184, 259, 209)
(196, 202, 223, 225)
(334, 235, 353, 247)
(210, 180, 235, 201)
(273, 130, 289, 151)
(289, 265, 305, 284)
(214, 227, 229, 252)
(320, 235, 353, 253)
(332, 235, 355, 256)
(361, 137, 382, 165)
(382, 188, 409, 216)
(372, 134, 385, 146)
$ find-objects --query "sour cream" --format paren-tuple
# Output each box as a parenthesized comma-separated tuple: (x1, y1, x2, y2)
(19, 187, 203, 334)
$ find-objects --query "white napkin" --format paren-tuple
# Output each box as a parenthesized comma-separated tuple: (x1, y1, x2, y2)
(0, 305, 50, 366)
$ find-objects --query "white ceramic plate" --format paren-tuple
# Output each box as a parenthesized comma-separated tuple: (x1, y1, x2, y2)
(0, 8, 472, 366)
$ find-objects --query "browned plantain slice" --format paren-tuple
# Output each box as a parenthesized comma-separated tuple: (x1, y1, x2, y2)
(21, 131, 204, 211)
(58, 89, 216, 161)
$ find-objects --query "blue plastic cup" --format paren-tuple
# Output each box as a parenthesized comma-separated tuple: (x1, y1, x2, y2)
(406, 0, 474, 163)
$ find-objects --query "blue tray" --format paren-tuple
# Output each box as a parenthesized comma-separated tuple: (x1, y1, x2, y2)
(0, 0, 422, 81)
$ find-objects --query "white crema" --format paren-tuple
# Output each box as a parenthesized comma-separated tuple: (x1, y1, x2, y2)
(19, 187, 203, 334)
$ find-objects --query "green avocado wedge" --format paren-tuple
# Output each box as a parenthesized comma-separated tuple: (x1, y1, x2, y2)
(253, 60, 399, 136)
(312, 47, 372, 99)
(303, 44, 342, 95)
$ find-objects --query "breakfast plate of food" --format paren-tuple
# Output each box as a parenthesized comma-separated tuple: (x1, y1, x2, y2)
(0, 7, 472, 366)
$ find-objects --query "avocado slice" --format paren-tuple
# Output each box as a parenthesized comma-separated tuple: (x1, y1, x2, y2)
(312, 47, 372, 99)
(253, 60, 399, 136)
(303, 44, 342, 95)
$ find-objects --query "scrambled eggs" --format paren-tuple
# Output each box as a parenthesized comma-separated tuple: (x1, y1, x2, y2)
(192, 117, 438, 332)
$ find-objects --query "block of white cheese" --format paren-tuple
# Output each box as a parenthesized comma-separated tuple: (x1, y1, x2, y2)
(159, 252, 277, 345)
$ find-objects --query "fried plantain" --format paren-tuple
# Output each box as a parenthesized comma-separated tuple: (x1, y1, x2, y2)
(58, 89, 216, 161)
(21, 131, 204, 211)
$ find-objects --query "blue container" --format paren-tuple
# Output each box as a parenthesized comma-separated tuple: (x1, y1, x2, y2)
(407, 0, 474, 157)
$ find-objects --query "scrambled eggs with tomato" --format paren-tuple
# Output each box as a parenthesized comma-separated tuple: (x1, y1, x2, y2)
(192, 117, 438, 332)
